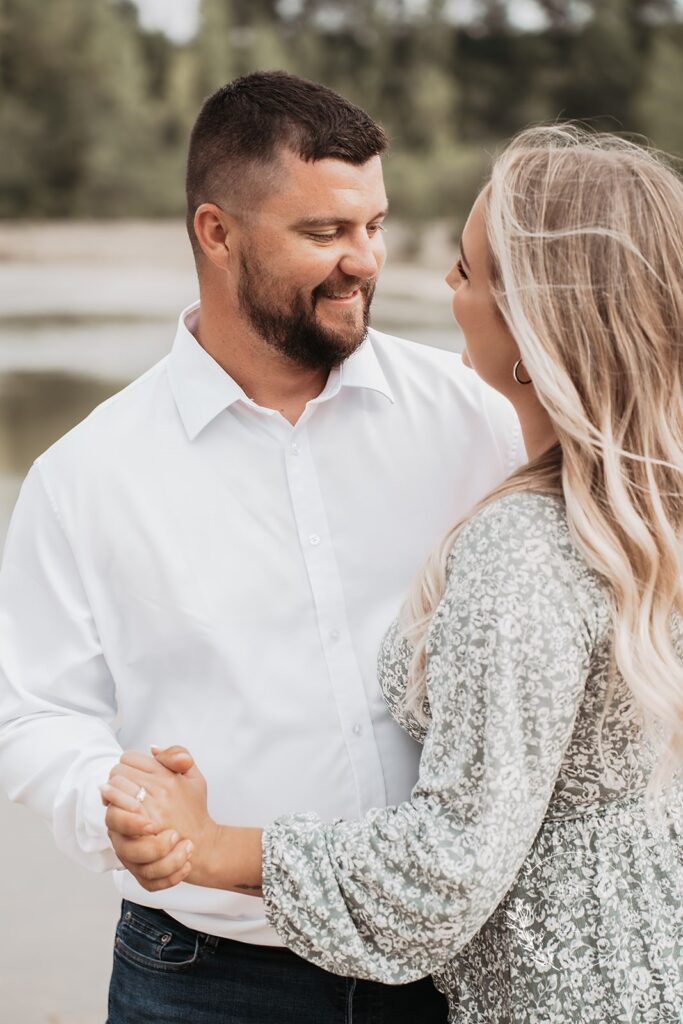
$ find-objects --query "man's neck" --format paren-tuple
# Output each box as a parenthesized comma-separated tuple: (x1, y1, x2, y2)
(195, 304, 328, 426)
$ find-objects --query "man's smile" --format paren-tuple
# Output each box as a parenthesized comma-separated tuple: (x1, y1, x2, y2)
(320, 288, 362, 304)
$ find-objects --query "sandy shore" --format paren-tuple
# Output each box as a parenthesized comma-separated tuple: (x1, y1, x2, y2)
(0, 795, 120, 1024)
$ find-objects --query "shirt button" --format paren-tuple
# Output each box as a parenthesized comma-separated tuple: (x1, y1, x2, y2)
(291, 443, 300, 455)
(352, 723, 363, 737)
(329, 629, 340, 642)
(309, 534, 321, 546)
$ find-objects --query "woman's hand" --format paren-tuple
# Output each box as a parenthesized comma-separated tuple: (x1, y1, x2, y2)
(101, 747, 221, 888)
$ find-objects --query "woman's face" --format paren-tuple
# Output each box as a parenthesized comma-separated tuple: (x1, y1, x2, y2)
(446, 192, 521, 399)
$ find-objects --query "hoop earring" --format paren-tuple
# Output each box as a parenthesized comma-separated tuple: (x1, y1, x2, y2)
(513, 358, 532, 385)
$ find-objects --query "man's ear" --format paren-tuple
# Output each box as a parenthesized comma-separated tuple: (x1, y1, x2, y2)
(193, 203, 236, 271)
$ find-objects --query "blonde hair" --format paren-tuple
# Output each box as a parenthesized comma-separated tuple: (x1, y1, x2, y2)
(401, 125, 683, 801)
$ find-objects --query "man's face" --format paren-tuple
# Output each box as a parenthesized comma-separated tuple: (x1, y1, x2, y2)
(233, 151, 388, 371)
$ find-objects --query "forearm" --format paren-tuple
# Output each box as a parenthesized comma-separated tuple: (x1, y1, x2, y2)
(260, 806, 457, 984)
(196, 824, 264, 895)
(0, 714, 122, 871)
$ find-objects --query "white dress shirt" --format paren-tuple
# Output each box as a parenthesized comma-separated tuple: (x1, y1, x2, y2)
(0, 302, 523, 944)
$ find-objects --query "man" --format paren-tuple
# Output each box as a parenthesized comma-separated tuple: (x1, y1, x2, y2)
(0, 72, 523, 1022)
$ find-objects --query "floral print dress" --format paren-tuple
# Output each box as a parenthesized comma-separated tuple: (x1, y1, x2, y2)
(262, 493, 683, 1023)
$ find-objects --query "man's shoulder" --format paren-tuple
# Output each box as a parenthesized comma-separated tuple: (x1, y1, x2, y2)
(367, 327, 524, 471)
(367, 326, 460, 371)
(367, 327, 517, 418)
(38, 357, 171, 471)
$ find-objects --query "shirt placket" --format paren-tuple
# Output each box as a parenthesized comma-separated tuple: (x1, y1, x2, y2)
(285, 424, 387, 816)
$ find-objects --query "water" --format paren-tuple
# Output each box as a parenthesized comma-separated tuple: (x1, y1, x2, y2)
(0, 221, 462, 1023)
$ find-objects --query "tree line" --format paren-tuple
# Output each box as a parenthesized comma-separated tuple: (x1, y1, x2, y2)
(0, 0, 681, 224)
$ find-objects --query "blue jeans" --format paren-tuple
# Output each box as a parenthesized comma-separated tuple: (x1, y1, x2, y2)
(107, 900, 449, 1023)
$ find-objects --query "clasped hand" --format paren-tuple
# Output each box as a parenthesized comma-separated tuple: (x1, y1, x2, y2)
(101, 746, 219, 892)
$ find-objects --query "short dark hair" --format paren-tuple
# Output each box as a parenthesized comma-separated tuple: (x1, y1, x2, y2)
(185, 70, 389, 256)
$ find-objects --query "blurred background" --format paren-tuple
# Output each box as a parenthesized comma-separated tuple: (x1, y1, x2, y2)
(1, 1, 682, 1020)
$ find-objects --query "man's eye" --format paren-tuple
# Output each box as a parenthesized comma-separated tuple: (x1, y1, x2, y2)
(307, 232, 338, 242)
(368, 223, 386, 235)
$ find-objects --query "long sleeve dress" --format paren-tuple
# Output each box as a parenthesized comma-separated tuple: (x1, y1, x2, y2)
(261, 492, 683, 1023)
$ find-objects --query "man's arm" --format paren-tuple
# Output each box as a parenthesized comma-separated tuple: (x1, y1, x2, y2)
(0, 462, 122, 870)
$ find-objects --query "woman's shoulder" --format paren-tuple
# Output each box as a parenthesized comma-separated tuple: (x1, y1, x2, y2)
(445, 490, 606, 623)
(452, 491, 572, 567)
(463, 489, 567, 533)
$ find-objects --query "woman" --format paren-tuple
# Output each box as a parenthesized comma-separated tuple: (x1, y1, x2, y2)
(103, 125, 683, 1022)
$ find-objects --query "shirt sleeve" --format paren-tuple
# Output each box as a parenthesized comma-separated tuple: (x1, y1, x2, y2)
(0, 461, 122, 871)
(262, 495, 594, 984)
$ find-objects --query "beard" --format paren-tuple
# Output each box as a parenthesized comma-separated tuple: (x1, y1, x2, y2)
(237, 251, 375, 371)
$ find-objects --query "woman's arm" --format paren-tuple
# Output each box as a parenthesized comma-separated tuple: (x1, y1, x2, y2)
(260, 496, 596, 983)
(104, 495, 596, 982)
(101, 748, 264, 893)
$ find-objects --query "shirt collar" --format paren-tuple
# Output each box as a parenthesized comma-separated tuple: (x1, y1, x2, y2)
(338, 328, 395, 405)
(167, 301, 394, 441)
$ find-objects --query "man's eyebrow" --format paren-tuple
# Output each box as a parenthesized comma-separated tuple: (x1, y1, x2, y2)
(293, 208, 389, 230)
(458, 239, 471, 273)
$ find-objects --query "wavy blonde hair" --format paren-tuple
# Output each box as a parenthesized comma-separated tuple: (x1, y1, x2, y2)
(401, 125, 683, 801)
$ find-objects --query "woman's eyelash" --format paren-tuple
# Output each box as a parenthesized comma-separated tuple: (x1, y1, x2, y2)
(457, 259, 468, 280)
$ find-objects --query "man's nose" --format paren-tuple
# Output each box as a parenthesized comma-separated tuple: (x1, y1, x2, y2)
(339, 235, 383, 280)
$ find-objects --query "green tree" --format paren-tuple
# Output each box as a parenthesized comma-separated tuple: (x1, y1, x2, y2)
(552, 0, 647, 128)
(1, 0, 681, 220)
(0, 0, 173, 215)
(193, 0, 236, 96)
(636, 24, 683, 153)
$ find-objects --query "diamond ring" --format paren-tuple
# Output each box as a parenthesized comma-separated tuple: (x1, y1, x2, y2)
(135, 786, 147, 803)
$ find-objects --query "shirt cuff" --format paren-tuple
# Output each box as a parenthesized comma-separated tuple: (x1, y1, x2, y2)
(53, 755, 122, 872)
